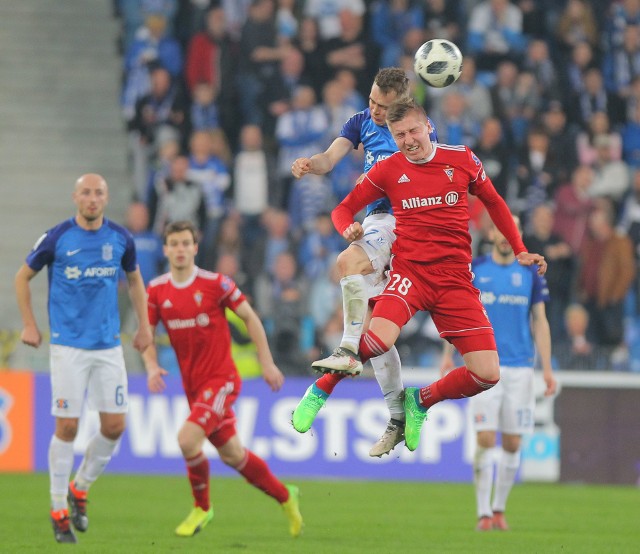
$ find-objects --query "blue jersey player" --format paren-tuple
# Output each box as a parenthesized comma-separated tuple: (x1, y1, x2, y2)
(15, 174, 152, 544)
(291, 68, 437, 457)
(441, 215, 557, 532)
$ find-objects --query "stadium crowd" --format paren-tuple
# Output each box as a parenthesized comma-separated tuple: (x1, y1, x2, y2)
(113, 0, 640, 373)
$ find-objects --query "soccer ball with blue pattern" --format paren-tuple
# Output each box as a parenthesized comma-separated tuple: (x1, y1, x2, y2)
(414, 39, 463, 88)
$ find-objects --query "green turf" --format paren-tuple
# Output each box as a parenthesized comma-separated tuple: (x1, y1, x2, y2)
(2, 473, 638, 553)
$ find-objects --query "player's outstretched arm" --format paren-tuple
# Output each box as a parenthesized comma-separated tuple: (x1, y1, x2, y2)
(291, 137, 353, 178)
(126, 268, 154, 352)
(141, 327, 168, 393)
(15, 263, 42, 348)
(531, 302, 557, 396)
(235, 300, 284, 392)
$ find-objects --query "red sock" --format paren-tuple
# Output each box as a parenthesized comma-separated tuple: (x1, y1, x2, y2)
(418, 366, 498, 410)
(185, 452, 210, 510)
(315, 373, 346, 394)
(358, 330, 389, 364)
(237, 449, 288, 504)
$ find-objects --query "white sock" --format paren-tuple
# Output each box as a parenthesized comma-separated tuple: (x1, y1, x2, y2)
(339, 274, 367, 353)
(370, 346, 404, 421)
(492, 449, 520, 513)
(49, 435, 75, 510)
(74, 432, 120, 491)
(474, 446, 494, 518)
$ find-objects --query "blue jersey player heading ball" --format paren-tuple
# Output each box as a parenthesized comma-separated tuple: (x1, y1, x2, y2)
(15, 173, 153, 544)
(290, 68, 437, 457)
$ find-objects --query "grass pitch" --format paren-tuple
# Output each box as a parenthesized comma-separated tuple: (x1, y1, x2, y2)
(1, 473, 638, 553)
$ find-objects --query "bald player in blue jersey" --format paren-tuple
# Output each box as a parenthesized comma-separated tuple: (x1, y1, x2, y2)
(290, 67, 437, 457)
(441, 215, 557, 532)
(15, 174, 153, 544)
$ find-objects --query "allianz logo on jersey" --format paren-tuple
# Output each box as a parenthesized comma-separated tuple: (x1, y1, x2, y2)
(167, 313, 210, 330)
(481, 291, 528, 306)
(365, 150, 391, 167)
(401, 191, 459, 209)
(64, 266, 118, 279)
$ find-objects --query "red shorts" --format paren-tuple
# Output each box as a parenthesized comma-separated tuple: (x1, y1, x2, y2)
(371, 256, 495, 346)
(186, 374, 241, 448)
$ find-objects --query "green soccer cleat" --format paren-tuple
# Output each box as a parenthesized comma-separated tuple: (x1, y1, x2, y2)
(403, 387, 428, 451)
(291, 384, 328, 433)
(175, 506, 214, 537)
(282, 484, 303, 537)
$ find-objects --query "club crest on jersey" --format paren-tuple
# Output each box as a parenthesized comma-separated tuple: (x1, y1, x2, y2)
(443, 168, 454, 182)
(511, 272, 522, 287)
(102, 243, 113, 261)
(194, 290, 203, 306)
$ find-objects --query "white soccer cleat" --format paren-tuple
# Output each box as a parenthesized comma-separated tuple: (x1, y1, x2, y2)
(369, 421, 405, 457)
(311, 347, 363, 376)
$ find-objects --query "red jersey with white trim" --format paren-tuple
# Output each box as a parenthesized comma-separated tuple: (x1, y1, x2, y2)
(332, 144, 526, 265)
(147, 267, 246, 395)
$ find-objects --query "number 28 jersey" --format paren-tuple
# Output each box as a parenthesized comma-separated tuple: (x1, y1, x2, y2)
(147, 267, 246, 395)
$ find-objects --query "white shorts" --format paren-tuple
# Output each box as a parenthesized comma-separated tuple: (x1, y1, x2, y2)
(470, 366, 535, 435)
(50, 345, 128, 417)
(351, 213, 396, 297)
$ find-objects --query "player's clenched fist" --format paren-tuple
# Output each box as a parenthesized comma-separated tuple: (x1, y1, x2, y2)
(342, 222, 364, 242)
(291, 157, 312, 178)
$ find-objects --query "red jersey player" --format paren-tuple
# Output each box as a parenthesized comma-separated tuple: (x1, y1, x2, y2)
(327, 97, 547, 452)
(143, 221, 303, 538)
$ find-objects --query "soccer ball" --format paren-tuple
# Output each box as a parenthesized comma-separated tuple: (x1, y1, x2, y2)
(414, 39, 463, 88)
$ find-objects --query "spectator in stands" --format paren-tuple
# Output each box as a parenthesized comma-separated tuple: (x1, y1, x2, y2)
(297, 212, 345, 281)
(588, 133, 631, 209)
(473, 117, 510, 200)
(128, 65, 188, 200)
(554, 303, 605, 370)
(541, 100, 579, 187)
(430, 89, 481, 148)
(320, 8, 374, 99)
(446, 56, 493, 123)
(148, 155, 207, 236)
(233, 124, 279, 243)
(523, 203, 574, 341)
(421, 0, 462, 43)
(276, 0, 299, 45)
(621, 100, 640, 169)
(577, 110, 622, 166)
(275, 85, 330, 205)
(304, 0, 366, 41)
(523, 38, 560, 103)
(604, 0, 640, 52)
(190, 82, 219, 132)
(184, 5, 239, 145)
(186, 130, 231, 266)
(555, 0, 599, 59)
(571, 67, 624, 129)
(294, 17, 325, 98)
(561, 40, 598, 106)
(119, 0, 178, 52)
(122, 13, 183, 121)
(369, 0, 424, 68)
(552, 164, 596, 255)
(236, 0, 288, 128)
(253, 250, 311, 375)
(309, 263, 343, 337)
(577, 200, 636, 368)
(603, 23, 640, 103)
(516, 127, 563, 218)
(125, 201, 165, 285)
(466, 0, 526, 72)
(247, 207, 293, 280)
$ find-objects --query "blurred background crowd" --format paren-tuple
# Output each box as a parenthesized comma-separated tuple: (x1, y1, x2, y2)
(113, 0, 640, 374)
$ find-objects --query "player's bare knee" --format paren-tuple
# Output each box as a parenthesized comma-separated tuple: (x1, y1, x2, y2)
(219, 446, 245, 468)
(55, 419, 78, 441)
(101, 420, 125, 440)
(336, 247, 372, 277)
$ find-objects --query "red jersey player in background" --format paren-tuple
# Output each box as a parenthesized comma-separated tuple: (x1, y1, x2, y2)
(326, 97, 547, 452)
(143, 221, 303, 538)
